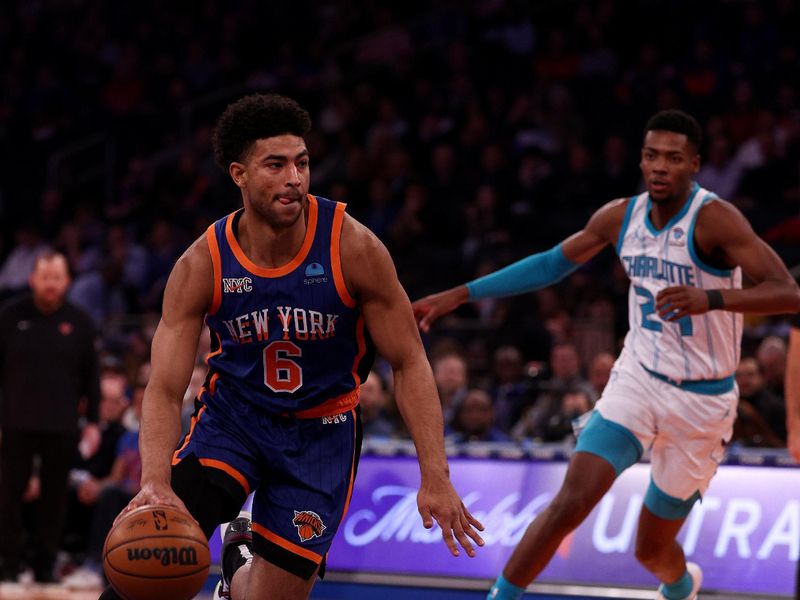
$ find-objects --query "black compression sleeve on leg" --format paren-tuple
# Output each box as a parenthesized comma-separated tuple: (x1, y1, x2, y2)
(223, 540, 253, 582)
(171, 453, 246, 538)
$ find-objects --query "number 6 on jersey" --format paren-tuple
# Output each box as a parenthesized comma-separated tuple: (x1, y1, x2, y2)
(263, 341, 303, 393)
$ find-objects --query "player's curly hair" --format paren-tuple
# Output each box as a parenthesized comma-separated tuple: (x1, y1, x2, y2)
(212, 94, 312, 171)
(645, 110, 702, 152)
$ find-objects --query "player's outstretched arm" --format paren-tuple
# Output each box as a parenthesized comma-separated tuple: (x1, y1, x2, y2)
(787, 324, 800, 462)
(411, 198, 627, 332)
(341, 215, 485, 557)
(655, 199, 800, 320)
(117, 237, 213, 523)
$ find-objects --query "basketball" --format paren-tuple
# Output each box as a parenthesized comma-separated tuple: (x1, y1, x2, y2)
(103, 504, 210, 600)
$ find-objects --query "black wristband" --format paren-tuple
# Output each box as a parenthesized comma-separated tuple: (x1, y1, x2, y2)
(706, 289, 724, 311)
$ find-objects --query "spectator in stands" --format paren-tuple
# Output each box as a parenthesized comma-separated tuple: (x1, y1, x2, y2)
(488, 345, 537, 433)
(736, 356, 787, 442)
(732, 357, 785, 448)
(62, 370, 129, 556)
(510, 343, 594, 441)
(140, 219, 183, 310)
(544, 343, 595, 400)
(534, 389, 593, 444)
(432, 352, 469, 425)
(0, 224, 50, 301)
(756, 335, 788, 399)
(359, 370, 396, 439)
(588, 352, 616, 398)
(63, 383, 144, 590)
(446, 389, 509, 443)
(696, 135, 743, 202)
(68, 257, 138, 326)
(597, 135, 640, 200)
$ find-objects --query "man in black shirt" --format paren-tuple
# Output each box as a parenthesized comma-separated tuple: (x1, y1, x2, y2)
(0, 252, 101, 583)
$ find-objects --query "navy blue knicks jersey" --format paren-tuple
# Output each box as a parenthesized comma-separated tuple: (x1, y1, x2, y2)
(200, 195, 374, 416)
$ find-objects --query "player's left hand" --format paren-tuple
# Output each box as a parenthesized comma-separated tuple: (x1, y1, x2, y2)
(655, 286, 709, 321)
(417, 476, 484, 557)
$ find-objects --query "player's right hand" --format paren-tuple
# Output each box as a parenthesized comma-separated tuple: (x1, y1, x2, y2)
(114, 480, 194, 526)
(411, 286, 469, 333)
(417, 475, 484, 558)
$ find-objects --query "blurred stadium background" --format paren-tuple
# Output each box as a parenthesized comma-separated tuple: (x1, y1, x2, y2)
(0, 0, 798, 598)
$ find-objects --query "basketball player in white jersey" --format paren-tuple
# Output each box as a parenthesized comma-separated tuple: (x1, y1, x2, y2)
(413, 110, 800, 600)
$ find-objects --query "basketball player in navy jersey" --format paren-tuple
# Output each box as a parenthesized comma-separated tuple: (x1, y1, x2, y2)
(99, 94, 483, 600)
(413, 110, 800, 600)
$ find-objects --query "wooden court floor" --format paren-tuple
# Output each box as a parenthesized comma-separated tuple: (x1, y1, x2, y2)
(0, 582, 212, 599)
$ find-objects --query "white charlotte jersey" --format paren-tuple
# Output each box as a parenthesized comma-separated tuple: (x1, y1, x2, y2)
(616, 182, 742, 382)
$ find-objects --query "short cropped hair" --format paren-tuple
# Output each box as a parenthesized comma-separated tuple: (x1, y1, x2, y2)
(32, 251, 70, 275)
(212, 94, 312, 170)
(645, 109, 702, 152)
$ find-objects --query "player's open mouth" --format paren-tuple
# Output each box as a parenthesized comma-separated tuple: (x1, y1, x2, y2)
(277, 196, 300, 205)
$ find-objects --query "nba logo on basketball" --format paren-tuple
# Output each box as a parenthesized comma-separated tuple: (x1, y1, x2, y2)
(292, 510, 326, 542)
(152, 510, 169, 531)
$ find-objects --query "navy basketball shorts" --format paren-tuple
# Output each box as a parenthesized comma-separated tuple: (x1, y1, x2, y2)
(172, 402, 362, 579)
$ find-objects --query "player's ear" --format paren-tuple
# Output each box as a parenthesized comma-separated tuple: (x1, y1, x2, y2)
(691, 153, 700, 174)
(229, 162, 247, 188)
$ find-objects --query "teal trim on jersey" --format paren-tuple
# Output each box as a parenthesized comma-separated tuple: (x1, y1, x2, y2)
(644, 478, 701, 520)
(688, 193, 735, 276)
(642, 364, 735, 395)
(466, 243, 579, 300)
(615, 196, 639, 255)
(575, 411, 643, 477)
(644, 182, 699, 236)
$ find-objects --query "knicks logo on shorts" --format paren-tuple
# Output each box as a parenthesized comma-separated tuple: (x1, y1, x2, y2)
(292, 510, 326, 542)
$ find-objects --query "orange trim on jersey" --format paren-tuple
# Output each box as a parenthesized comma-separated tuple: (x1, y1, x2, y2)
(293, 387, 360, 419)
(350, 315, 367, 387)
(205, 225, 223, 315)
(331, 202, 356, 308)
(205, 331, 223, 364)
(208, 372, 219, 395)
(251, 522, 323, 565)
(340, 408, 358, 521)
(224, 195, 319, 278)
(198, 458, 251, 496)
(172, 405, 207, 464)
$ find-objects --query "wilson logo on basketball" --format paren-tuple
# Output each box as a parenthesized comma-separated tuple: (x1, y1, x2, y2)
(292, 510, 326, 542)
(126, 546, 199, 566)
